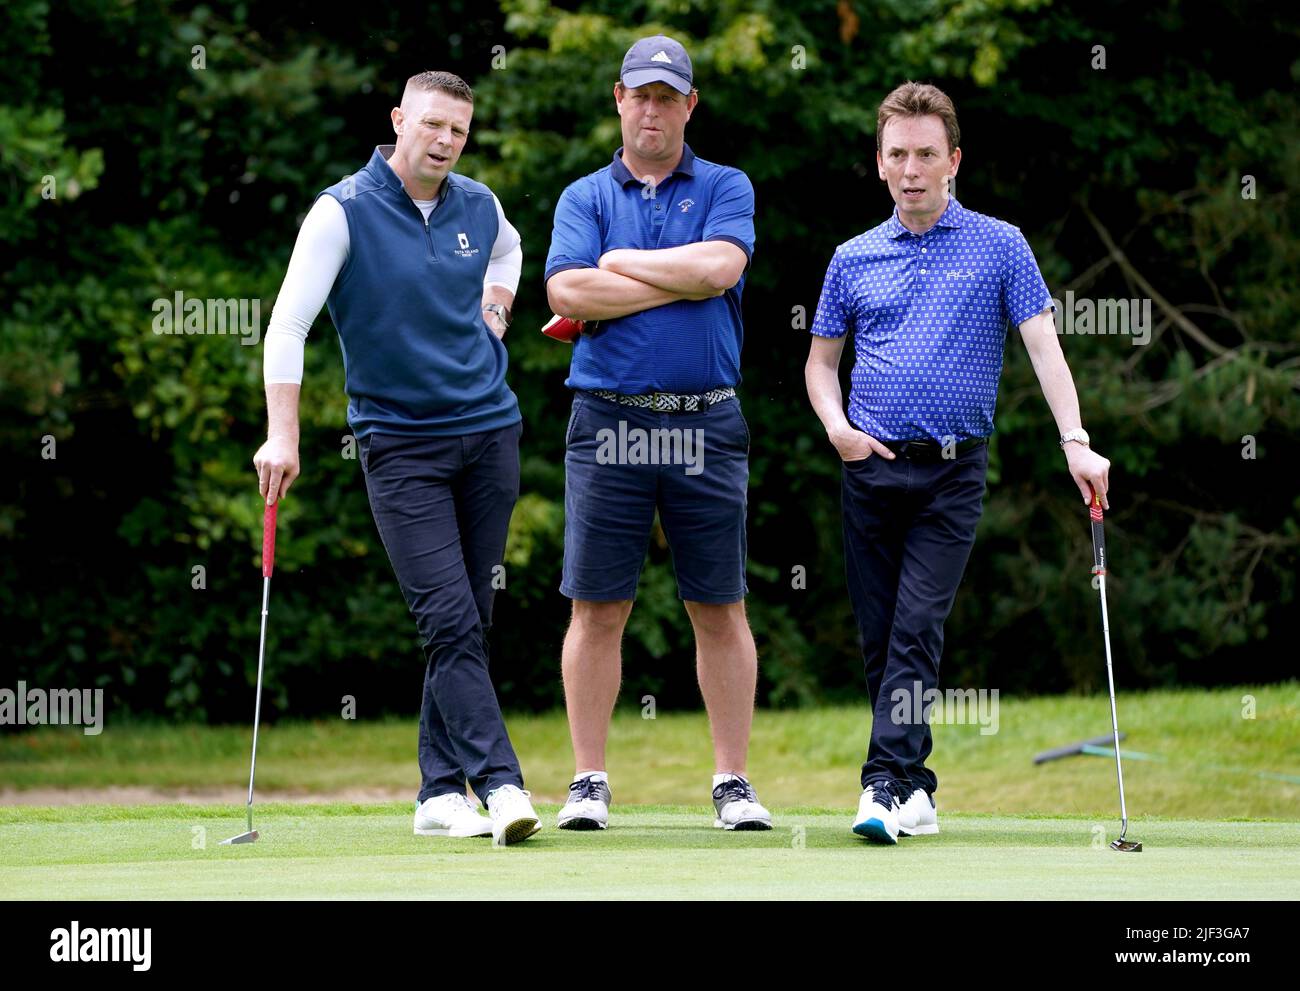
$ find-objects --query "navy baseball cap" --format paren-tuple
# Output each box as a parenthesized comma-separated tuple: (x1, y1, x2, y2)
(620, 35, 693, 95)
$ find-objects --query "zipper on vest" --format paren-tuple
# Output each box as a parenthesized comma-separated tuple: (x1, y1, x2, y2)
(424, 216, 437, 261)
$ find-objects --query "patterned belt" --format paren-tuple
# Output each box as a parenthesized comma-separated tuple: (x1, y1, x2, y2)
(588, 387, 737, 413)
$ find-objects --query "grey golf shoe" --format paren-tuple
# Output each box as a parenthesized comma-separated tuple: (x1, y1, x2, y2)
(712, 774, 772, 831)
(557, 774, 612, 830)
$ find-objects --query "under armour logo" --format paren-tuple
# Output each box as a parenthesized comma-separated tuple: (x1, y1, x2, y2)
(651, 51, 672, 63)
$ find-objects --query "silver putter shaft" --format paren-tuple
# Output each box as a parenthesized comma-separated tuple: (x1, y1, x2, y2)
(1090, 492, 1141, 853)
(222, 500, 277, 846)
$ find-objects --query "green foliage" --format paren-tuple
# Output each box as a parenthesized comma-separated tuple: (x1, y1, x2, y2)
(3, 0, 1297, 720)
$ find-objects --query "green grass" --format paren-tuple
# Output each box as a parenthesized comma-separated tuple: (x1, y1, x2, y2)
(2, 803, 1298, 899)
(4, 685, 1296, 899)
(3, 684, 1297, 818)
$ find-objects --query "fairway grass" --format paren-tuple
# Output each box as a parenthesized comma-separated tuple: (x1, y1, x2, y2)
(3, 685, 1298, 818)
(2, 803, 1298, 900)
(3, 685, 1297, 899)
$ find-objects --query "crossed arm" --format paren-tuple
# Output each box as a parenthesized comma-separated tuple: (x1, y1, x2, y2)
(546, 241, 747, 321)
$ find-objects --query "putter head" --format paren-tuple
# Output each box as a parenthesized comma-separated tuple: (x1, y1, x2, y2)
(220, 829, 259, 845)
(1110, 838, 1142, 852)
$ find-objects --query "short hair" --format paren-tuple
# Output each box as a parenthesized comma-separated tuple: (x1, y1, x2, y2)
(403, 70, 474, 105)
(876, 81, 960, 154)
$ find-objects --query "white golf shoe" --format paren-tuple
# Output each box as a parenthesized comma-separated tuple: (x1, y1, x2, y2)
(413, 792, 492, 837)
(712, 774, 773, 831)
(486, 784, 542, 846)
(898, 788, 939, 836)
(852, 782, 901, 844)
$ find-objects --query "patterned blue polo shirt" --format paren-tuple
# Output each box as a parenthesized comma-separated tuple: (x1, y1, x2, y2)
(810, 197, 1052, 442)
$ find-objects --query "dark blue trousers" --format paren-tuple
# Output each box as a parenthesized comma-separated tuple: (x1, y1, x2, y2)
(841, 444, 987, 796)
(360, 422, 524, 805)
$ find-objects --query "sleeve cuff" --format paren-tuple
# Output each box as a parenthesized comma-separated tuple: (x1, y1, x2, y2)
(706, 235, 753, 270)
(1010, 296, 1055, 326)
(544, 262, 595, 282)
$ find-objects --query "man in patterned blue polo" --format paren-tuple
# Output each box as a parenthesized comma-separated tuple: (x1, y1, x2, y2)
(545, 35, 771, 833)
(805, 81, 1113, 844)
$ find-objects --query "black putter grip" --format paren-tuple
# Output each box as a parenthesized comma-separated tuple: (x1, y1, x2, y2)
(1090, 492, 1106, 575)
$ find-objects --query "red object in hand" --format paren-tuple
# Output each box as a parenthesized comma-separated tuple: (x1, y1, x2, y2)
(262, 501, 278, 578)
(542, 314, 584, 343)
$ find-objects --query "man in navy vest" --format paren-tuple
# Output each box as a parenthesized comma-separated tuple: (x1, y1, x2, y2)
(806, 82, 1113, 843)
(253, 71, 541, 846)
(545, 36, 772, 832)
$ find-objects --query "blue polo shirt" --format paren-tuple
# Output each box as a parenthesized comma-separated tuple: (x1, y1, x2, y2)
(811, 197, 1052, 442)
(545, 144, 755, 394)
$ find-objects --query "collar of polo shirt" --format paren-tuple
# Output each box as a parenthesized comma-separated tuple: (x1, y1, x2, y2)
(887, 196, 966, 239)
(375, 144, 454, 204)
(610, 143, 697, 187)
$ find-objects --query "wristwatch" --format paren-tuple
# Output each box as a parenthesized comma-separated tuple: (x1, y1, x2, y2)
(1059, 427, 1091, 448)
(482, 303, 512, 328)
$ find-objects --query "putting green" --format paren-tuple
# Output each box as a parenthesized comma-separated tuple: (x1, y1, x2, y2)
(2, 803, 1297, 899)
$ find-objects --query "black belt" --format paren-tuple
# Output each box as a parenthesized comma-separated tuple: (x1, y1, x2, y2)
(883, 437, 987, 463)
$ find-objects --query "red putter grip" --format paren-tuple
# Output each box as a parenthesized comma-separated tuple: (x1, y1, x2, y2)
(262, 501, 278, 578)
(1089, 491, 1107, 576)
(541, 314, 584, 343)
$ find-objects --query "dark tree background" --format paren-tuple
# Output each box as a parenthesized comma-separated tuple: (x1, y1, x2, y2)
(3, 0, 1297, 722)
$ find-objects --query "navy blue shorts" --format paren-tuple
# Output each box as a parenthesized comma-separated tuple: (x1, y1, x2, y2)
(561, 390, 750, 604)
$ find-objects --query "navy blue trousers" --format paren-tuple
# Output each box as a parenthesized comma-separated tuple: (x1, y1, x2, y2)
(841, 444, 987, 796)
(360, 422, 524, 805)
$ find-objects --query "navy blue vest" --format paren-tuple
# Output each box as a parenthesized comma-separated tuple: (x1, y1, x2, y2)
(318, 146, 519, 438)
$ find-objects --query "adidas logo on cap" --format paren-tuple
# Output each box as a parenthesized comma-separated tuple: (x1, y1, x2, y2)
(651, 51, 672, 63)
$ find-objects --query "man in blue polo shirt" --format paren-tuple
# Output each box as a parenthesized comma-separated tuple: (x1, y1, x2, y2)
(253, 71, 540, 846)
(544, 35, 771, 832)
(806, 81, 1113, 844)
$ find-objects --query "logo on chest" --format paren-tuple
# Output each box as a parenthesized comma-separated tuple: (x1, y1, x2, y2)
(454, 231, 480, 258)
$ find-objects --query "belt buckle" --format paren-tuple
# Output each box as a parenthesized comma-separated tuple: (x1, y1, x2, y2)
(651, 391, 673, 412)
(898, 440, 936, 461)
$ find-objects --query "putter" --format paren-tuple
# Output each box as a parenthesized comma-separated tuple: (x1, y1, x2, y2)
(1090, 491, 1141, 852)
(221, 500, 278, 845)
